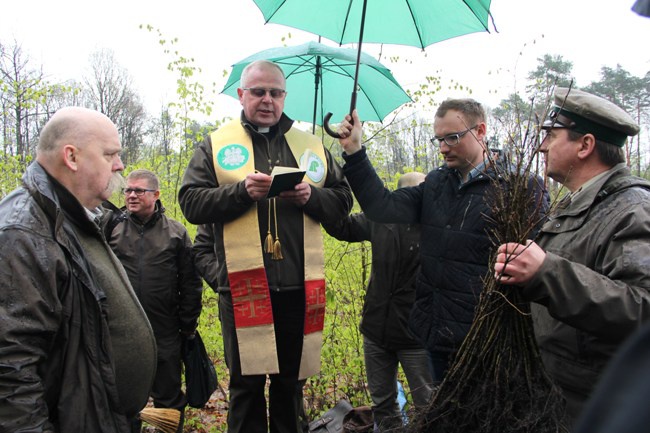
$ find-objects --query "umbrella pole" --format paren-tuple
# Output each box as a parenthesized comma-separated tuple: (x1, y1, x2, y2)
(312, 55, 321, 134)
(323, 0, 368, 138)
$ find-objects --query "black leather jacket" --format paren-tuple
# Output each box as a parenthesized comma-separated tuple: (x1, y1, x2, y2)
(0, 163, 154, 432)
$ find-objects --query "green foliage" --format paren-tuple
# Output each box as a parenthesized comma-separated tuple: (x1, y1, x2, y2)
(0, 154, 31, 198)
(303, 229, 371, 416)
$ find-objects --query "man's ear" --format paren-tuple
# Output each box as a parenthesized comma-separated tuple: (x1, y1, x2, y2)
(475, 122, 487, 140)
(154, 190, 161, 200)
(576, 134, 597, 160)
(62, 144, 79, 171)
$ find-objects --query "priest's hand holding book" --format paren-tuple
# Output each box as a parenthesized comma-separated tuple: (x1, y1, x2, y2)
(277, 179, 311, 207)
(245, 171, 273, 201)
(244, 167, 311, 206)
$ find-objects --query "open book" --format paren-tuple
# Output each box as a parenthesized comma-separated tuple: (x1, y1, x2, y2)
(266, 149, 318, 198)
(266, 165, 306, 198)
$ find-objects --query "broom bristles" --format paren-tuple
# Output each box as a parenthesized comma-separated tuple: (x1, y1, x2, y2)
(138, 407, 180, 433)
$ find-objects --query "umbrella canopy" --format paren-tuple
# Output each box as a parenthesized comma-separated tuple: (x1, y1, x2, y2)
(221, 41, 411, 130)
(253, 0, 494, 136)
(253, 0, 493, 50)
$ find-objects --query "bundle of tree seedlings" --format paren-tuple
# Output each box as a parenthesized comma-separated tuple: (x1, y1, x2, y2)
(404, 99, 568, 433)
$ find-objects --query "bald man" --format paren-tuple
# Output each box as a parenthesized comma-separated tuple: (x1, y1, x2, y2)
(0, 107, 156, 433)
(322, 172, 434, 431)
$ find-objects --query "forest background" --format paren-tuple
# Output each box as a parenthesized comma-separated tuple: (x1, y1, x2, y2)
(2, 8, 650, 430)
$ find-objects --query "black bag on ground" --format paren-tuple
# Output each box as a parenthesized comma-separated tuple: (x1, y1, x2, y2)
(182, 330, 218, 408)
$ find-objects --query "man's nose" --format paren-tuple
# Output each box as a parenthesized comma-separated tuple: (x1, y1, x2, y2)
(114, 155, 125, 171)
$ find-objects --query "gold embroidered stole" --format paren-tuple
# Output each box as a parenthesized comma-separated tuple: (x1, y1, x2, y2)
(211, 120, 327, 379)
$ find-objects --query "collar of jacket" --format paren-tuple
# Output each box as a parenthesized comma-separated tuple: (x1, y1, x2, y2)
(543, 163, 638, 234)
(443, 161, 503, 187)
(560, 163, 630, 218)
(123, 199, 165, 226)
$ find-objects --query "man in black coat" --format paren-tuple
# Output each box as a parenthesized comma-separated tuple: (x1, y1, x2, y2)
(336, 100, 546, 384)
(110, 169, 203, 432)
(322, 172, 433, 431)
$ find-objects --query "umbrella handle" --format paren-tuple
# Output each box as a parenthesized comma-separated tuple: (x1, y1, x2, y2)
(323, 113, 341, 139)
(323, 92, 357, 139)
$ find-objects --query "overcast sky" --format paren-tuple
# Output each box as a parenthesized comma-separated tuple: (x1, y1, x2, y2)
(2, 0, 649, 121)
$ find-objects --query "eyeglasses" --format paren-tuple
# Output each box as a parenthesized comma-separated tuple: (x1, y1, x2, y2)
(123, 188, 156, 196)
(242, 87, 287, 99)
(430, 125, 478, 147)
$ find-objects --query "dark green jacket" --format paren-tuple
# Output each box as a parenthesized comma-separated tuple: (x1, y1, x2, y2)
(109, 200, 203, 342)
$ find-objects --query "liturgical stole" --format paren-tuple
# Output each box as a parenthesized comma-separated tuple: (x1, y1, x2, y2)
(211, 120, 327, 379)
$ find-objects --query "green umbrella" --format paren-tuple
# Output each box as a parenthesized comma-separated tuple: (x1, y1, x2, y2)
(252, 0, 494, 135)
(221, 41, 411, 133)
(253, 0, 492, 49)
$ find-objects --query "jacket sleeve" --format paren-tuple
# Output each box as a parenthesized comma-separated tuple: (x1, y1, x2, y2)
(321, 212, 371, 243)
(193, 224, 220, 293)
(342, 148, 423, 224)
(302, 146, 353, 224)
(176, 227, 204, 333)
(0, 228, 62, 432)
(523, 201, 650, 342)
(178, 138, 256, 225)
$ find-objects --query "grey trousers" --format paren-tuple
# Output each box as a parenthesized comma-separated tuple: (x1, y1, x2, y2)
(363, 336, 434, 431)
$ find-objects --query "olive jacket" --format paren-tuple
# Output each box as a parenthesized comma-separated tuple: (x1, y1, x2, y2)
(523, 163, 650, 422)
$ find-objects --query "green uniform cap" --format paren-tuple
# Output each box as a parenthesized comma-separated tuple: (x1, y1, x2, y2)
(542, 87, 640, 147)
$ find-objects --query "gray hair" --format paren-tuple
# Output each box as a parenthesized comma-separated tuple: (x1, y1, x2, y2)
(240, 60, 286, 88)
(127, 169, 160, 190)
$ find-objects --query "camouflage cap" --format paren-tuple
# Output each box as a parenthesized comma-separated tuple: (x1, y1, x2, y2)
(542, 87, 640, 147)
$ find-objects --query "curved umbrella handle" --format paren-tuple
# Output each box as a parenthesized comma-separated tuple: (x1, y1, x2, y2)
(323, 113, 341, 139)
(323, 91, 357, 139)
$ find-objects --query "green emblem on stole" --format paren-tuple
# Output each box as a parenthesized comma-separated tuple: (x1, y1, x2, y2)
(217, 144, 249, 170)
(300, 151, 325, 183)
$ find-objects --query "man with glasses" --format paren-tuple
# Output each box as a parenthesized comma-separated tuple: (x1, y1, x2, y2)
(180, 59, 352, 433)
(109, 169, 203, 433)
(336, 99, 546, 385)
